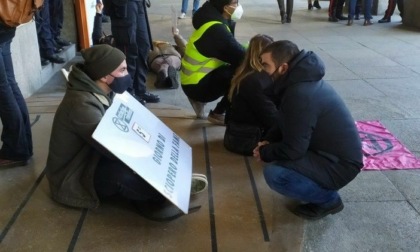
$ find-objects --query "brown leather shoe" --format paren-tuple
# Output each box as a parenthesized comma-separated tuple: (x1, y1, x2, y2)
(364, 19, 373, 26)
(0, 159, 29, 168)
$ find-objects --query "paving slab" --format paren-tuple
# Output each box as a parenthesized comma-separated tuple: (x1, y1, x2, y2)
(303, 201, 420, 252)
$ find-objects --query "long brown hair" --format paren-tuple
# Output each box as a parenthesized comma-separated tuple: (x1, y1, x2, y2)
(229, 34, 274, 101)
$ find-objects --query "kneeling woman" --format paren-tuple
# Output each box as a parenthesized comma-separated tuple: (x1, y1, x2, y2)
(224, 34, 278, 156)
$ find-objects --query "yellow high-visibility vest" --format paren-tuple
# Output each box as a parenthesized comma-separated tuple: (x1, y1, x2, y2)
(181, 21, 230, 85)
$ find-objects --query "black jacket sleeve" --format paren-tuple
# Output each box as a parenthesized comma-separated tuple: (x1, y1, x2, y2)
(92, 13, 103, 45)
(194, 23, 245, 68)
(260, 92, 316, 162)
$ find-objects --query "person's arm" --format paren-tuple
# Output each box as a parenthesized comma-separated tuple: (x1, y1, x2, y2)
(92, 2, 104, 45)
(194, 23, 245, 68)
(172, 27, 187, 57)
(259, 93, 317, 162)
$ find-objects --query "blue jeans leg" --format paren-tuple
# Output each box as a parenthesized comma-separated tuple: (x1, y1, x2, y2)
(364, 0, 373, 20)
(263, 163, 340, 208)
(0, 40, 33, 160)
(193, 0, 200, 13)
(181, 0, 189, 13)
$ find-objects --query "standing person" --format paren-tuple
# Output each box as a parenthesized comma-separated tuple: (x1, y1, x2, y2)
(0, 25, 33, 168)
(328, 0, 346, 22)
(45, 44, 202, 221)
(276, 0, 294, 24)
(104, 0, 160, 104)
(224, 34, 277, 156)
(362, 0, 373, 26)
(49, 0, 72, 47)
(179, 0, 201, 19)
(378, 0, 404, 23)
(181, 0, 246, 125)
(35, 0, 66, 65)
(347, 0, 364, 25)
(308, 0, 321, 10)
(254, 40, 363, 220)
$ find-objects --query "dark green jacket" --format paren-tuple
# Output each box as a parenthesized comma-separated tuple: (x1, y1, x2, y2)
(46, 64, 112, 209)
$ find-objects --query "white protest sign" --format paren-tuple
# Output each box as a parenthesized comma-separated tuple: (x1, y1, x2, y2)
(92, 92, 192, 213)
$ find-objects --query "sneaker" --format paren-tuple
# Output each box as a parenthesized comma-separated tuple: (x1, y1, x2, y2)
(154, 71, 167, 89)
(188, 97, 206, 119)
(178, 13, 186, 19)
(167, 66, 179, 89)
(191, 173, 208, 195)
(0, 159, 29, 168)
(207, 110, 225, 126)
(61, 68, 69, 81)
(313, 0, 321, 9)
(137, 92, 160, 103)
(292, 198, 344, 220)
(133, 199, 201, 222)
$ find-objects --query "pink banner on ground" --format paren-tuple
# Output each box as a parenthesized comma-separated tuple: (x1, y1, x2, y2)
(356, 120, 420, 170)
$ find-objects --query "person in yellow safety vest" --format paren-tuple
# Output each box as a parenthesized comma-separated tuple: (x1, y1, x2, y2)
(181, 0, 245, 125)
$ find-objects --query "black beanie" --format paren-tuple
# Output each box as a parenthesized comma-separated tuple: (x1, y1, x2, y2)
(81, 44, 126, 80)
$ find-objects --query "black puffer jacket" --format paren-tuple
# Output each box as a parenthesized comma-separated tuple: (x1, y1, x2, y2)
(227, 71, 278, 133)
(260, 50, 363, 168)
(192, 1, 245, 68)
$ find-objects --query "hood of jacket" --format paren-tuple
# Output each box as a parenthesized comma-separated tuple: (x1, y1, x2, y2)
(273, 50, 326, 95)
(193, 1, 230, 30)
(67, 63, 112, 105)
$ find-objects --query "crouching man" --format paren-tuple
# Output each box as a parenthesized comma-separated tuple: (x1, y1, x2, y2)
(46, 45, 200, 221)
(254, 40, 363, 220)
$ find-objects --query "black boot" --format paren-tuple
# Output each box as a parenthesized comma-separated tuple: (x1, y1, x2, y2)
(313, 0, 321, 9)
(378, 17, 391, 23)
(308, 3, 313, 10)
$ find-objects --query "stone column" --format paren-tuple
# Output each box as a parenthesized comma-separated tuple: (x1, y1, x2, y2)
(403, 0, 420, 28)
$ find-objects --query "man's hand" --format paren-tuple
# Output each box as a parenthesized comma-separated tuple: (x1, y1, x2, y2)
(172, 27, 179, 36)
(253, 141, 269, 162)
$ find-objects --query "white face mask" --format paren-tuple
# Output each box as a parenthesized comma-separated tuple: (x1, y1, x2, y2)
(230, 4, 244, 20)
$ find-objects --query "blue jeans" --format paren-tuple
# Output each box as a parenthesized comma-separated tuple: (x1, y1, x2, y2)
(263, 163, 340, 208)
(351, 0, 373, 20)
(181, 0, 200, 14)
(0, 39, 33, 161)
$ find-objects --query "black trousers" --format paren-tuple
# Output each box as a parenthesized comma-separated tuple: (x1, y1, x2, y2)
(110, 0, 150, 95)
(384, 0, 404, 18)
(181, 65, 235, 114)
(94, 157, 165, 202)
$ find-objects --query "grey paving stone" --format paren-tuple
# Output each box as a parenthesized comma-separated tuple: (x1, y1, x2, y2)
(347, 65, 417, 79)
(340, 171, 405, 202)
(410, 200, 420, 213)
(303, 201, 420, 252)
(382, 170, 420, 200)
(380, 119, 420, 155)
(329, 79, 385, 98)
(342, 97, 410, 121)
(324, 67, 360, 81)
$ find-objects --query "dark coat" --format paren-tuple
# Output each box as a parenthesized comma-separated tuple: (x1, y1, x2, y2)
(45, 64, 114, 209)
(0, 23, 16, 44)
(227, 71, 278, 133)
(192, 1, 245, 68)
(260, 50, 363, 185)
